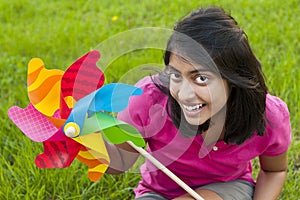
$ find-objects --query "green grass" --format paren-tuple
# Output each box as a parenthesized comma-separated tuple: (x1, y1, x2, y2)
(1, 0, 299, 199)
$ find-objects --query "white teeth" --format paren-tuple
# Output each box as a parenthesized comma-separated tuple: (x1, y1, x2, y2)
(183, 104, 205, 111)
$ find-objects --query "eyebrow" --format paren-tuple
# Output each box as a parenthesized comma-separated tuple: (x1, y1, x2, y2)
(166, 65, 179, 73)
(166, 65, 212, 75)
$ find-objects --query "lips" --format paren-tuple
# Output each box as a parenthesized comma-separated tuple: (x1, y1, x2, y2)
(182, 103, 206, 112)
(180, 103, 206, 120)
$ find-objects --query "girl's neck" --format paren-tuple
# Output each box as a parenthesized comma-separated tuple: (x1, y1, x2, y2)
(202, 128, 225, 146)
(201, 107, 226, 146)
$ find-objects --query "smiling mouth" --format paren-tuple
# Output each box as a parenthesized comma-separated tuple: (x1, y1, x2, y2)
(182, 103, 206, 112)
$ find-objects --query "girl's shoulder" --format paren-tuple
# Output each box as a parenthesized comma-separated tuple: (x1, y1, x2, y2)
(118, 75, 167, 120)
(265, 94, 290, 120)
(134, 75, 167, 105)
(135, 75, 158, 91)
(117, 76, 168, 136)
(260, 94, 292, 156)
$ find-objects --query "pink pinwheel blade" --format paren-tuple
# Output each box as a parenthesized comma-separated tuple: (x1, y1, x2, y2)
(8, 104, 58, 142)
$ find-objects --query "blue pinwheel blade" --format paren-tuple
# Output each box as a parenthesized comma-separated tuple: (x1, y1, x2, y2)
(89, 83, 143, 113)
(64, 83, 142, 134)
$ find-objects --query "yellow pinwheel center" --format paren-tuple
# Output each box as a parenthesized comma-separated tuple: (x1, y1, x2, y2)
(64, 122, 80, 138)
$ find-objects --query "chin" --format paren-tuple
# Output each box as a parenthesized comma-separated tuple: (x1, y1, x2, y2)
(185, 116, 206, 126)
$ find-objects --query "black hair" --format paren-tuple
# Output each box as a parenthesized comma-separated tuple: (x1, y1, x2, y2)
(154, 7, 268, 145)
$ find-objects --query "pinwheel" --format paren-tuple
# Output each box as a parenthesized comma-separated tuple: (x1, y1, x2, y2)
(7, 50, 145, 182)
(8, 50, 204, 199)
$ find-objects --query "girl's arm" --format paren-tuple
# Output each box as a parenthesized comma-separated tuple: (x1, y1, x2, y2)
(253, 152, 288, 200)
(104, 142, 140, 174)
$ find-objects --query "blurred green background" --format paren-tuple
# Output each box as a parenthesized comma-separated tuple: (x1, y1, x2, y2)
(1, 0, 299, 199)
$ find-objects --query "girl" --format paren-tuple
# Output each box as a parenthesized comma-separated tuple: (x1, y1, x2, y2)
(106, 7, 292, 200)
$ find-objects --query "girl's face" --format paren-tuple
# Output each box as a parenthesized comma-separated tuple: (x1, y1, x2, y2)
(168, 54, 229, 126)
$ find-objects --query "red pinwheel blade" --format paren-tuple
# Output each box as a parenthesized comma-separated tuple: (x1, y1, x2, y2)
(61, 50, 105, 101)
(35, 139, 81, 168)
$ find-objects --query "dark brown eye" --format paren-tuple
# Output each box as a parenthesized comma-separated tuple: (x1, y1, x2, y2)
(195, 75, 208, 85)
(170, 73, 182, 82)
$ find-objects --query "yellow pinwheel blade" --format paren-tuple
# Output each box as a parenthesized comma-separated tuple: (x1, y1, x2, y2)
(27, 58, 64, 116)
(74, 133, 110, 182)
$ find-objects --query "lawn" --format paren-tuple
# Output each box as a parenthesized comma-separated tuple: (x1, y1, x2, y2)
(0, 0, 299, 199)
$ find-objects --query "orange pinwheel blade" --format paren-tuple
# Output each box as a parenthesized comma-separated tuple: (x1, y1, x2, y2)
(27, 58, 63, 116)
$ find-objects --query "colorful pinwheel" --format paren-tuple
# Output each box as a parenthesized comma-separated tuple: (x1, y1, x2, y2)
(8, 50, 145, 182)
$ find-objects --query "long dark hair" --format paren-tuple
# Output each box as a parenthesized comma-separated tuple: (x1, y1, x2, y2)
(155, 7, 268, 145)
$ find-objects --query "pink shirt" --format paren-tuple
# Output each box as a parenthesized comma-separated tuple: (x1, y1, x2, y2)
(118, 76, 292, 199)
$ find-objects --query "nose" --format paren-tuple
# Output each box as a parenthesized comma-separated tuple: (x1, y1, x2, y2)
(178, 80, 196, 101)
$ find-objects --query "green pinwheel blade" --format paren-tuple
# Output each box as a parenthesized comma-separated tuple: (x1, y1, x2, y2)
(81, 112, 145, 147)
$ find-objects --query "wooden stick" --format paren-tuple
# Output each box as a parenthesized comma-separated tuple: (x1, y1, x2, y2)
(126, 141, 205, 200)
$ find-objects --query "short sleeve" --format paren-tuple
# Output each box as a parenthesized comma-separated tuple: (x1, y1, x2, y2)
(261, 94, 292, 156)
(117, 76, 164, 139)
